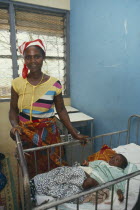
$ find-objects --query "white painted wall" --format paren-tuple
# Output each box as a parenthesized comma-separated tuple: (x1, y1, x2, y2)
(13, 0, 70, 10)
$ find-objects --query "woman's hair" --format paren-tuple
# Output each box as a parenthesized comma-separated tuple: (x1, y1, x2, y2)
(24, 45, 46, 59)
(119, 154, 128, 169)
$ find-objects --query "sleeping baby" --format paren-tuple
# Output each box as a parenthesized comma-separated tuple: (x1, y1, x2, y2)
(81, 154, 128, 202)
(30, 154, 130, 205)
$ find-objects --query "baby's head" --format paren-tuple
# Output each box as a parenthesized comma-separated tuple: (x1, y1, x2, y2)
(108, 154, 128, 169)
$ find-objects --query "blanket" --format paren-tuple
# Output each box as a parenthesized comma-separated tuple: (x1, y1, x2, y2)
(88, 144, 116, 162)
(32, 166, 86, 201)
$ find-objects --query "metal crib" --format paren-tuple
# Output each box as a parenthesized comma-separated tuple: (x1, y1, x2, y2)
(15, 114, 140, 210)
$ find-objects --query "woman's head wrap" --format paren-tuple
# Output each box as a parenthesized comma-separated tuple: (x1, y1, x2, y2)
(19, 39, 46, 78)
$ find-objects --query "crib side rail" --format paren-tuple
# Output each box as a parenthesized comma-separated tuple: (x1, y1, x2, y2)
(32, 169, 140, 210)
(24, 129, 128, 153)
(92, 129, 128, 148)
(15, 131, 31, 210)
(22, 114, 140, 156)
(23, 130, 128, 169)
(127, 114, 140, 144)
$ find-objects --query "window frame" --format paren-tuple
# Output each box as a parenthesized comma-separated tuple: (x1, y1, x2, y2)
(0, 0, 70, 102)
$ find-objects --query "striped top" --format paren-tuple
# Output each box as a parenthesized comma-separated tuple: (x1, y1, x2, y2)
(12, 76, 62, 122)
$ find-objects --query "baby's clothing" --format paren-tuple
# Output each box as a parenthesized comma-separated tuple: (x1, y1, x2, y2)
(79, 166, 93, 175)
(81, 160, 126, 193)
(32, 166, 86, 199)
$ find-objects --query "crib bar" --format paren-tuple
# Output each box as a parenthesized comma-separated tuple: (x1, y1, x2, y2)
(110, 135, 113, 148)
(136, 119, 140, 145)
(90, 140, 93, 156)
(34, 151, 38, 174)
(15, 132, 31, 209)
(81, 145, 85, 163)
(92, 137, 94, 154)
(32, 170, 140, 210)
(95, 191, 98, 210)
(47, 149, 50, 171)
(118, 133, 120, 146)
(125, 179, 130, 210)
(111, 185, 114, 210)
(76, 198, 79, 210)
(102, 136, 103, 145)
(59, 146, 62, 165)
(70, 144, 73, 165)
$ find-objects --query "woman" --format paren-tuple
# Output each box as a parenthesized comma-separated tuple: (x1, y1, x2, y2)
(9, 39, 88, 178)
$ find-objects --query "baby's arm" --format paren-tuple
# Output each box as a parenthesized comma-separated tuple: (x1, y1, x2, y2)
(82, 176, 99, 190)
(82, 160, 89, 166)
(117, 189, 124, 202)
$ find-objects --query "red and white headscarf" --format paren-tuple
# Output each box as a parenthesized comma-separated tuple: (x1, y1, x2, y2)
(19, 39, 46, 78)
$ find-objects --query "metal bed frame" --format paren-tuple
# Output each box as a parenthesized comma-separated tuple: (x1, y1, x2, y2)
(15, 114, 140, 210)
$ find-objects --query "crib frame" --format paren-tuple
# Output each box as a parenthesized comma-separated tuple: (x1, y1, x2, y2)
(15, 114, 140, 210)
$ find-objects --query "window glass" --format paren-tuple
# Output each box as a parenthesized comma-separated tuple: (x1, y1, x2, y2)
(0, 8, 12, 98)
(0, 5, 69, 99)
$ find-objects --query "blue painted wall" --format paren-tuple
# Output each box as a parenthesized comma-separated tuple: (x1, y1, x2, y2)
(70, 0, 140, 138)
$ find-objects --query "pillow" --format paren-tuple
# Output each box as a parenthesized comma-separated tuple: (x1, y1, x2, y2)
(113, 143, 140, 164)
(124, 162, 138, 174)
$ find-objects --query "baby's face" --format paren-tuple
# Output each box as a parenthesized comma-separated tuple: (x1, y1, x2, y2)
(108, 154, 124, 168)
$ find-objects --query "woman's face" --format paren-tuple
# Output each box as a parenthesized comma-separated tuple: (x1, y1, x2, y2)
(24, 46, 44, 73)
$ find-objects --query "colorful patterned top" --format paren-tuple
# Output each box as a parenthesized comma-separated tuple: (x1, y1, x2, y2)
(12, 76, 62, 122)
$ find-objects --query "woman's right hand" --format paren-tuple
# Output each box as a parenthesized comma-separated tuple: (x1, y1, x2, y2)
(10, 125, 22, 140)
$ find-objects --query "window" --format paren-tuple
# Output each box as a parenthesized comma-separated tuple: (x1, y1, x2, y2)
(0, 1, 70, 99)
(0, 6, 12, 98)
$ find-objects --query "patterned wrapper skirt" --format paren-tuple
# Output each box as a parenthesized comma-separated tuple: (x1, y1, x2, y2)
(19, 117, 67, 178)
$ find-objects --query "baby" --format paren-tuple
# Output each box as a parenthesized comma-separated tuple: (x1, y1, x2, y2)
(81, 154, 128, 202)
(30, 154, 128, 204)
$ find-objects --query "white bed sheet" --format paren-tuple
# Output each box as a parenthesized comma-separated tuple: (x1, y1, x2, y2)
(36, 143, 140, 210)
